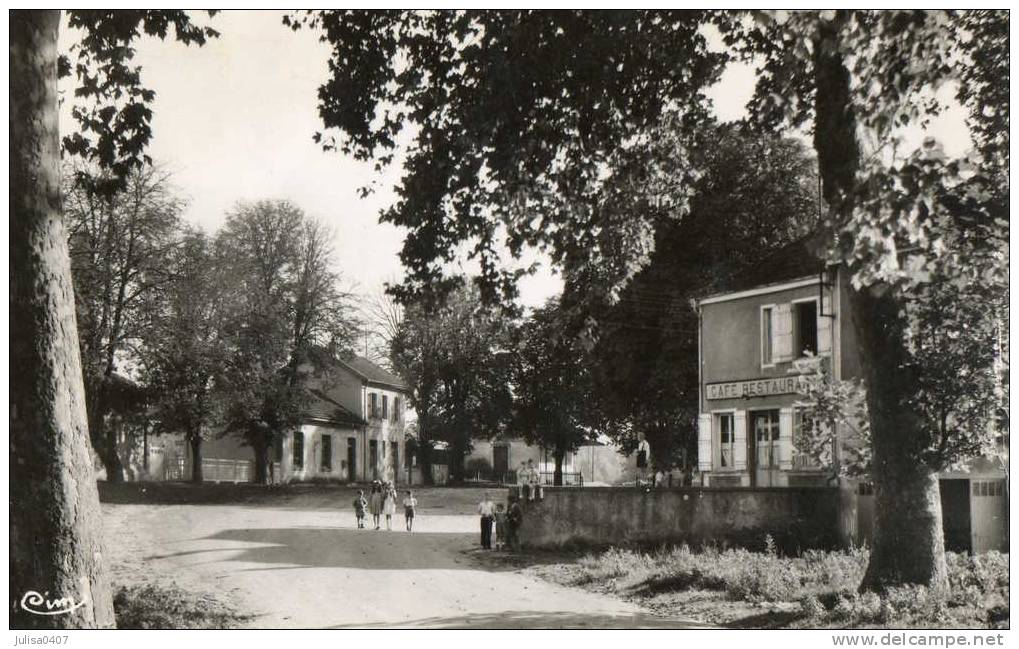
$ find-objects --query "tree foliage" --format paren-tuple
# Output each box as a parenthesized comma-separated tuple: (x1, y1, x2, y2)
(589, 125, 818, 466)
(216, 200, 359, 482)
(510, 300, 602, 484)
(64, 163, 184, 481)
(391, 284, 513, 483)
(139, 228, 230, 481)
(290, 9, 726, 304)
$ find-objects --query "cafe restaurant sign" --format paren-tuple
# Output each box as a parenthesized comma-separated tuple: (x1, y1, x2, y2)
(706, 376, 811, 400)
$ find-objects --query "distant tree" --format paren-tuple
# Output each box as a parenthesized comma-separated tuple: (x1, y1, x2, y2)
(216, 200, 358, 483)
(362, 288, 403, 370)
(11, 9, 216, 628)
(140, 228, 230, 483)
(391, 284, 514, 483)
(589, 126, 817, 468)
(64, 163, 184, 482)
(510, 300, 602, 485)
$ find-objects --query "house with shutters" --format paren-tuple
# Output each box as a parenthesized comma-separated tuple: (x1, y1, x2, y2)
(161, 352, 411, 485)
(693, 239, 1007, 553)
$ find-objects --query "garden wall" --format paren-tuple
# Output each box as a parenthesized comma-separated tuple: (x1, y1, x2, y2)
(513, 486, 841, 553)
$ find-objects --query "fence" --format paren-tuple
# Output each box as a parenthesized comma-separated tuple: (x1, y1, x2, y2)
(539, 471, 583, 486)
(163, 456, 255, 483)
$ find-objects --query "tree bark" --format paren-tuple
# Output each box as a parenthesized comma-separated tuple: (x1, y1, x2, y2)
(188, 433, 204, 484)
(10, 9, 116, 628)
(252, 441, 271, 485)
(811, 14, 947, 591)
(553, 449, 565, 486)
(851, 288, 948, 591)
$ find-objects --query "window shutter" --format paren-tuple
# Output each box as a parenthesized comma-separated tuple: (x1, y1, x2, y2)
(779, 408, 794, 470)
(773, 303, 794, 361)
(817, 295, 833, 355)
(733, 411, 748, 470)
(697, 414, 712, 471)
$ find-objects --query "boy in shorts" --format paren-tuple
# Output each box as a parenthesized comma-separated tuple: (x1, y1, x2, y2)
(403, 490, 418, 532)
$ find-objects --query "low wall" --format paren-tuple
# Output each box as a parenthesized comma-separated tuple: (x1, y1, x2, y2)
(513, 486, 841, 553)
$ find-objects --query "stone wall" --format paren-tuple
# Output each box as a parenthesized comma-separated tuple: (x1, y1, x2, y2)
(513, 486, 841, 553)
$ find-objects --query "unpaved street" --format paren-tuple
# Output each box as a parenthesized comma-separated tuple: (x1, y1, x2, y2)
(102, 487, 696, 628)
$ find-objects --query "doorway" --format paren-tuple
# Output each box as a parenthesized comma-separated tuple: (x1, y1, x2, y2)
(346, 438, 356, 482)
(369, 440, 378, 480)
(940, 479, 972, 554)
(748, 409, 780, 487)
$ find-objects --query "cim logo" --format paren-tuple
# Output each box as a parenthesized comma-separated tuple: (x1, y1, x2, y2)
(19, 590, 87, 616)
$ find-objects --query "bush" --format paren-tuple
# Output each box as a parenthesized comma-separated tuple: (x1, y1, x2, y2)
(114, 582, 250, 629)
(562, 544, 1008, 628)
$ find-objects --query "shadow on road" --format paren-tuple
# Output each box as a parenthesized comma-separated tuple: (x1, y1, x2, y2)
(327, 610, 711, 629)
(148, 527, 482, 570)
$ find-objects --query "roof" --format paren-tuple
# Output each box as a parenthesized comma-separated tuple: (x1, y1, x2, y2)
(337, 355, 410, 392)
(302, 387, 365, 428)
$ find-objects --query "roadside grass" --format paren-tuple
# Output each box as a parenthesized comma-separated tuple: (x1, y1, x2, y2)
(113, 582, 252, 629)
(528, 543, 1008, 629)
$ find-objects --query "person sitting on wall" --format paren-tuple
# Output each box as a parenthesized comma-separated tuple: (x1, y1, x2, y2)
(526, 459, 542, 501)
(517, 461, 531, 501)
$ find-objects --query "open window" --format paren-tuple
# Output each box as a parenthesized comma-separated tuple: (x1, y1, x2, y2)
(793, 300, 818, 357)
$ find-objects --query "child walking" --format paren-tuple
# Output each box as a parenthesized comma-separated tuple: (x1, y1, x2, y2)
(382, 482, 397, 530)
(403, 490, 418, 532)
(352, 490, 367, 529)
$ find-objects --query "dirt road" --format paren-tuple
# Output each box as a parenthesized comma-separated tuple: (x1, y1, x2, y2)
(102, 487, 697, 629)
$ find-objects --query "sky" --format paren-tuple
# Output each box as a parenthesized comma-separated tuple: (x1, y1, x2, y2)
(59, 10, 973, 310)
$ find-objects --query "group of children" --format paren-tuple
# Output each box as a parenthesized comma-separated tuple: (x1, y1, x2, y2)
(352, 480, 418, 532)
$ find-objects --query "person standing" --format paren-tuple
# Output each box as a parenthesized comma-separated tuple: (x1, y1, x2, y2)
(636, 434, 651, 487)
(352, 490, 367, 529)
(368, 481, 383, 530)
(477, 491, 496, 549)
(506, 494, 524, 552)
(382, 482, 397, 530)
(403, 490, 418, 532)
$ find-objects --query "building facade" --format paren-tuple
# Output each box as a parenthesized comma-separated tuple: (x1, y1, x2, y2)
(162, 354, 411, 485)
(694, 245, 1007, 552)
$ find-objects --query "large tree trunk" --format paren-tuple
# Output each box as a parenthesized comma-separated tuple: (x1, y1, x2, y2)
(10, 9, 116, 628)
(85, 381, 124, 483)
(851, 288, 948, 591)
(812, 14, 947, 591)
(553, 448, 565, 486)
(252, 441, 271, 485)
(188, 433, 204, 483)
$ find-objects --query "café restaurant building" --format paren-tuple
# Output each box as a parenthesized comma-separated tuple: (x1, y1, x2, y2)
(693, 240, 1007, 552)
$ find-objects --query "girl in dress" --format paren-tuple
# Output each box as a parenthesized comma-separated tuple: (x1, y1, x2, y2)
(368, 481, 383, 530)
(382, 482, 398, 530)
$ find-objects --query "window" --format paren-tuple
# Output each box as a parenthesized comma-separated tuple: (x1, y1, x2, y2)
(321, 434, 332, 472)
(973, 480, 1004, 497)
(716, 413, 735, 468)
(393, 397, 401, 422)
(293, 431, 304, 470)
(369, 393, 378, 419)
(794, 300, 818, 357)
(752, 410, 780, 469)
(761, 306, 774, 366)
(382, 395, 389, 420)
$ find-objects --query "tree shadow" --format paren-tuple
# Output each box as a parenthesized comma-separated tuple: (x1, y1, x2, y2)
(148, 527, 484, 570)
(326, 609, 711, 629)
